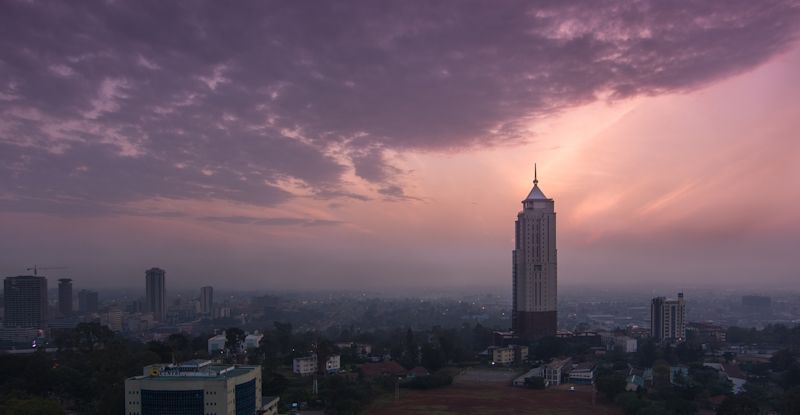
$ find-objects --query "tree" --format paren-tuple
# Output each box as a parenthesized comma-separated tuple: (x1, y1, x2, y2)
(614, 392, 649, 415)
(420, 344, 446, 372)
(74, 322, 114, 352)
(596, 373, 627, 401)
(225, 327, 246, 357)
(716, 395, 759, 415)
(0, 398, 64, 415)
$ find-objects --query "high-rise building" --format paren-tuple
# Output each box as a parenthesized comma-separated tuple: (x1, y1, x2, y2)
(512, 165, 558, 339)
(3, 275, 48, 329)
(200, 286, 213, 315)
(78, 289, 99, 313)
(125, 360, 262, 415)
(651, 293, 686, 342)
(58, 278, 73, 316)
(145, 267, 166, 321)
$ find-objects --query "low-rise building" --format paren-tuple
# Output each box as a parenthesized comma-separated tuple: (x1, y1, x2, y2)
(488, 344, 528, 365)
(359, 361, 408, 380)
(292, 354, 341, 376)
(543, 358, 572, 386)
(614, 336, 638, 353)
(569, 362, 596, 385)
(688, 322, 727, 343)
(261, 396, 279, 415)
(207, 333, 226, 356)
(335, 342, 372, 356)
(124, 360, 261, 415)
(244, 332, 263, 349)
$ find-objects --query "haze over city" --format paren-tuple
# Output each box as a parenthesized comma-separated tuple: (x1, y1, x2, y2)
(2, 1, 799, 290)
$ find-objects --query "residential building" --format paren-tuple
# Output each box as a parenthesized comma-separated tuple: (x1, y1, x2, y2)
(145, 268, 166, 321)
(261, 396, 279, 415)
(335, 342, 372, 356)
(488, 344, 529, 365)
(77, 289, 99, 313)
(57, 278, 72, 316)
(124, 360, 261, 415)
(3, 275, 47, 330)
(704, 363, 747, 394)
(200, 286, 213, 315)
(292, 355, 341, 376)
(512, 165, 558, 339)
(651, 293, 686, 342)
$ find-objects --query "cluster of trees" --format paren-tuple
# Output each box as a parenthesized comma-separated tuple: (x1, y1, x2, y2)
(0, 323, 163, 414)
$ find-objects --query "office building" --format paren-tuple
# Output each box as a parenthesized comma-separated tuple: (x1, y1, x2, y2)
(200, 286, 213, 315)
(58, 278, 73, 316)
(651, 293, 686, 342)
(145, 267, 166, 321)
(3, 275, 48, 329)
(512, 165, 558, 339)
(125, 360, 262, 415)
(78, 289, 99, 313)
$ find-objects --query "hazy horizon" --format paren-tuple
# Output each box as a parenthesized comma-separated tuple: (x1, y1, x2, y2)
(2, 1, 799, 291)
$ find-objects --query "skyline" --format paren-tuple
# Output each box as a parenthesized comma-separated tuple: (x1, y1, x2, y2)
(2, 1, 800, 290)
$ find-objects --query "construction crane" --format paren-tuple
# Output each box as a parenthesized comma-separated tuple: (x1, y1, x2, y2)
(26, 265, 68, 276)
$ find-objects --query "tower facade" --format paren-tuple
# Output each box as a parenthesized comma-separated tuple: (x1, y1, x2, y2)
(58, 278, 73, 316)
(200, 286, 213, 315)
(512, 166, 557, 339)
(651, 293, 686, 342)
(3, 275, 48, 329)
(145, 267, 166, 322)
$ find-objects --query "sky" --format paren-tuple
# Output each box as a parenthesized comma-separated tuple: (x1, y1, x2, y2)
(1, 1, 799, 292)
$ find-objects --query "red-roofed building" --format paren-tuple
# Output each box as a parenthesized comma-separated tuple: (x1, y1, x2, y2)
(359, 361, 407, 380)
(408, 366, 430, 378)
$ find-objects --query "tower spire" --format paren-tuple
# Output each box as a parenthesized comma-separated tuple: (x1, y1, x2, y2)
(534, 163, 538, 185)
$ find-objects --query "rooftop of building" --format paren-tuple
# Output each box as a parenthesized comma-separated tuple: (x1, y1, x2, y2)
(130, 360, 258, 381)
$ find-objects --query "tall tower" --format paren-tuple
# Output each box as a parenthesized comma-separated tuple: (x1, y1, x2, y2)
(512, 165, 557, 339)
(3, 275, 48, 329)
(650, 293, 686, 342)
(58, 278, 73, 316)
(145, 268, 166, 322)
(200, 286, 213, 315)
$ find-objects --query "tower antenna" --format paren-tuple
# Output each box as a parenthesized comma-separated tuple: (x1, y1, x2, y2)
(534, 163, 538, 185)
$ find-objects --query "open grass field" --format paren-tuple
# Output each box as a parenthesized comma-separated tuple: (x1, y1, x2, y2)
(364, 368, 622, 415)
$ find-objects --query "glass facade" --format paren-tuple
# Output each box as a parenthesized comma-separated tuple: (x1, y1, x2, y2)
(235, 379, 256, 415)
(141, 389, 203, 415)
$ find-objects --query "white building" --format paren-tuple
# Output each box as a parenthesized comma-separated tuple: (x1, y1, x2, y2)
(207, 333, 226, 356)
(543, 358, 572, 386)
(651, 293, 687, 342)
(125, 360, 261, 415)
(292, 354, 341, 376)
(614, 336, 638, 353)
(512, 165, 558, 339)
(244, 332, 263, 349)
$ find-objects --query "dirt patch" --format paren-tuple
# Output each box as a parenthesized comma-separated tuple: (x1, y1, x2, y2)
(364, 383, 622, 415)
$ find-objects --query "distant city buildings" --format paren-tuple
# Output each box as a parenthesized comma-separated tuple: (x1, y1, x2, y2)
(512, 165, 558, 339)
(651, 293, 686, 342)
(742, 295, 772, 314)
(687, 322, 727, 344)
(145, 267, 166, 321)
(77, 289, 99, 313)
(125, 360, 262, 415)
(200, 285, 213, 315)
(57, 278, 72, 316)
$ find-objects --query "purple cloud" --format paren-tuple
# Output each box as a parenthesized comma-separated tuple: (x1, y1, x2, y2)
(1, 0, 799, 215)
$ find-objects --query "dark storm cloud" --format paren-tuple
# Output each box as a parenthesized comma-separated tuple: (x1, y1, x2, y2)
(1, 0, 799, 215)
